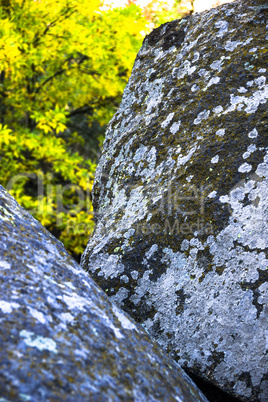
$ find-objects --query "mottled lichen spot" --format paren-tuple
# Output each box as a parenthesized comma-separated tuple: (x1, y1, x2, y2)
(208, 191, 217, 199)
(214, 20, 229, 37)
(191, 84, 200, 92)
(0, 300, 20, 314)
(0, 260, 11, 269)
(225, 40, 243, 52)
(194, 110, 210, 125)
(112, 305, 136, 331)
(248, 128, 258, 138)
(238, 163, 252, 173)
(28, 307, 47, 324)
(207, 76, 220, 87)
(170, 121, 181, 134)
(238, 87, 247, 93)
(192, 52, 200, 63)
(210, 60, 223, 71)
(20, 330, 58, 353)
(161, 112, 174, 128)
(211, 155, 219, 164)
(130, 270, 139, 280)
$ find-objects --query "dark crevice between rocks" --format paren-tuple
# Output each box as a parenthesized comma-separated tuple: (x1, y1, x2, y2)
(186, 372, 242, 402)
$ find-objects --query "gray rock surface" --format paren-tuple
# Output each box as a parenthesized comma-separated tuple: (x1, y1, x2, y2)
(81, 0, 268, 400)
(0, 185, 208, 401)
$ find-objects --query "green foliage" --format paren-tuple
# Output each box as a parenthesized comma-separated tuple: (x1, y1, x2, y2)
(143, 0, 190, 26)
(0, 0, 147, 260)
(0, 0, 188, 260)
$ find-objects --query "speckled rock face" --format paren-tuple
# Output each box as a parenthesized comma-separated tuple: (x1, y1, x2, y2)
(81, 1, 268, 401)
(0, 186, 208, 402)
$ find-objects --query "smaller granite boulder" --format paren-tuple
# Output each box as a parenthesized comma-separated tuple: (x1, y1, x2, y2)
(0, 185, 207, 401)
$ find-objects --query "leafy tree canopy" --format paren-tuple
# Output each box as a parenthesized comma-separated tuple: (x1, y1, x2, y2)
(0, 0, 186, 260)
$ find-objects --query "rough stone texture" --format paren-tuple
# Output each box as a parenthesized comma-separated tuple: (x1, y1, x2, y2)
(0, 186, 208, 401)
(81, 1, 268, 401)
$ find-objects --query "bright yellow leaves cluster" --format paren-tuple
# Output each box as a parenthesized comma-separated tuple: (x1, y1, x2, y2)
(0, 0, 186, 259)
(0, 0, 148, 259)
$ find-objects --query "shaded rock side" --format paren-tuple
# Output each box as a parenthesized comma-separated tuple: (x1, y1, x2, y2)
(81, 0, 268, 401)
(0, 185, 208, 402)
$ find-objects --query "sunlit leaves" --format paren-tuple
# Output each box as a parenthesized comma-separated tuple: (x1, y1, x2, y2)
(0, 0, 149, 259)
(0, 0, 187, 259)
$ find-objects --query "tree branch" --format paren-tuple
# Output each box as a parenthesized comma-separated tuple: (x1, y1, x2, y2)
(66, 105, 94, 118)
(34, 68, 66, 93)
(34, 55, 99, 94)
(32, 7, 76, 47)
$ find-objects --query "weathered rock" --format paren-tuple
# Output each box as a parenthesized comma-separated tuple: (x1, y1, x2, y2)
(0, 186, 207, 401)
(81, 1, 268, 400)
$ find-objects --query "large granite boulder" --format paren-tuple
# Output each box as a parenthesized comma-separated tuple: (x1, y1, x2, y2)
(0, 186, 207, 401)
(81, 0, 268, 400)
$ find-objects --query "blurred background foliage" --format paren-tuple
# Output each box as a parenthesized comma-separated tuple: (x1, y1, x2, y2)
(0, 0, 191, 261)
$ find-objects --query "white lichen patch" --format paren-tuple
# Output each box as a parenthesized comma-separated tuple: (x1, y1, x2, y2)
(131, 271, 139, 280)
(111, 287, 129, 306)
(0, 300, 20, 314)
(224, 40, 243, 52)
(120, 275, 129, 284)
(219, 195, 230, 203)
(145, 78, 164, 114)
(208, 190, 217, 198)
(58, 312, 74, 323)
(177, 145, 198, 167)
(191, 84, 200, 92)
(112, 305, 136, 331)
(176, 60, 197, 80)
(161, 112, 174, 128)
(170, 121, 181, 134)
(213, 106, 223, 114)
(28, 307, 47, 324)
(0, 261, 11, 270)
(243, 144, 257, 159)
(238, 163, 252, 173)
(197, 69, 210, 79)
(215, 20, 229, 37)
(145, 244, 158, 260)
(207, 76, 220, 87)
(123, 228, 135, 239)
(224, 82, 268, 115)
(237, 87, 247, 93)
(181, 239, 189, 251)
(20, 330, 58, 353)
(211, 155, 219, 164)
(194, 110, 210, 125)
(186, 175, 194, 183)
(59, 293, 92, 312)
(210, 60, 223, 72)
(248, 128, 258, 138)
(192, 52, 200, 63)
